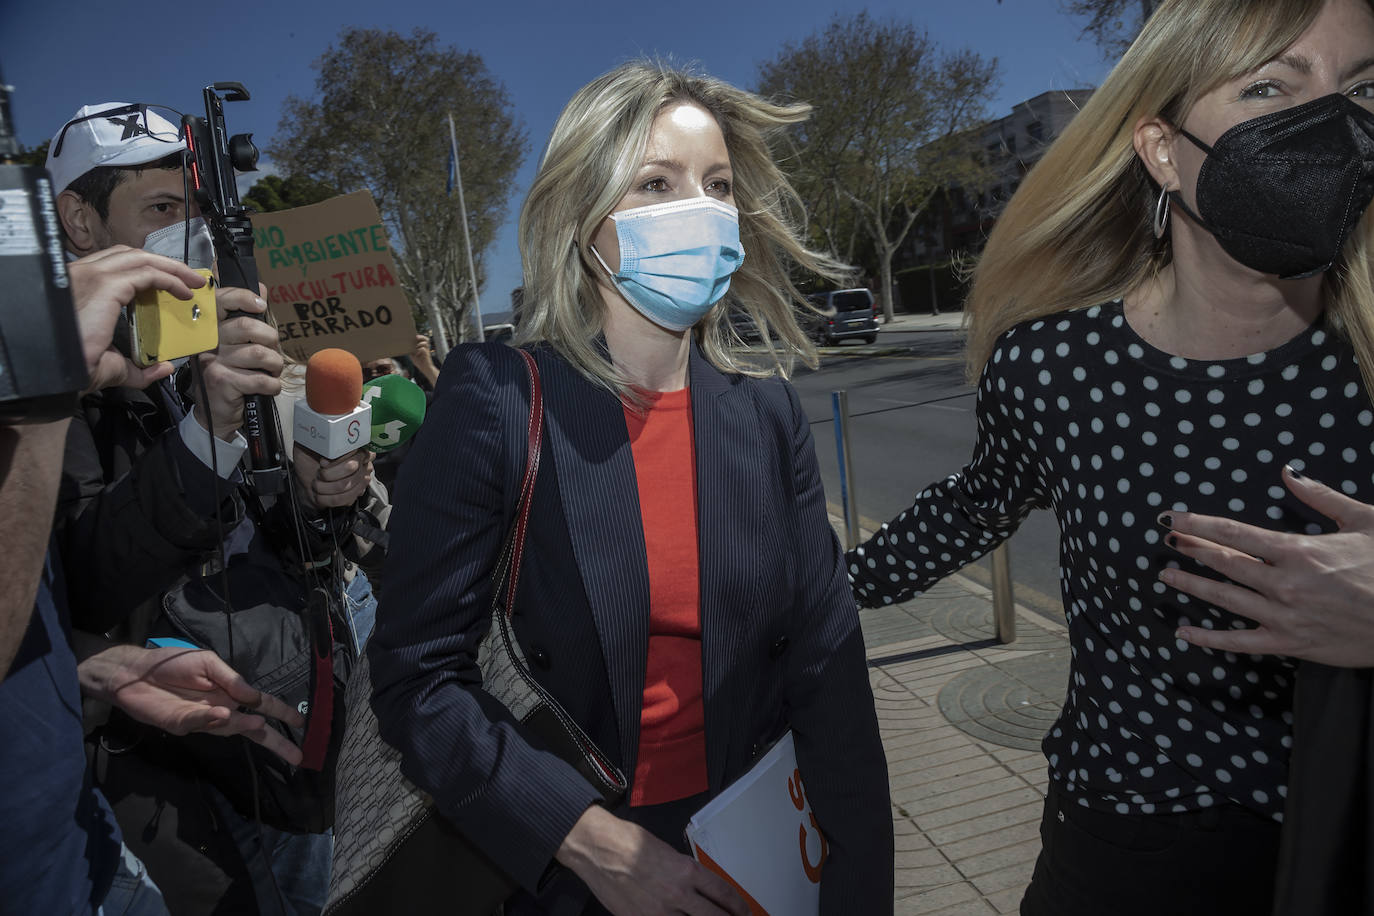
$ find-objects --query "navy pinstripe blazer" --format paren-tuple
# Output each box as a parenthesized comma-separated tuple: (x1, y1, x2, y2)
(368, 340, 893, 913)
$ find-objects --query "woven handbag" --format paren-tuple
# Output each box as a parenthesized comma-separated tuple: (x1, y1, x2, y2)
(325, 349, 628, 915)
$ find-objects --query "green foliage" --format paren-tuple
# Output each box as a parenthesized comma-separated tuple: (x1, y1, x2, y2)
(757, 12, 999, 320)
(272, 27, 527, 349)
(13, 139, 49, 168)
(243, 173, 339, 213)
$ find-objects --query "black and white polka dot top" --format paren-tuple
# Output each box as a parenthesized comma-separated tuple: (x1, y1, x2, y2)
(848, 300, 1374, 820)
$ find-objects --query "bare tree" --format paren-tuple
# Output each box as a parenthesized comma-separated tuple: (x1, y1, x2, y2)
(271, 28, 526, 357)
(1058, 0, 1164, 57)
(758, 13, 999, 321)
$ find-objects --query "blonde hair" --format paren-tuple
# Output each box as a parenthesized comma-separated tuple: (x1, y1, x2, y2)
(516, 60, 848, 398)
(965, 0, 1374, 399)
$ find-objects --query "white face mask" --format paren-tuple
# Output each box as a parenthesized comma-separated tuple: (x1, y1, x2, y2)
(142, 216, 215, 270)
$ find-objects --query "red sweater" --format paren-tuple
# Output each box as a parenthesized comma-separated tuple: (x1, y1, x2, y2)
(624, 388, 707, 806)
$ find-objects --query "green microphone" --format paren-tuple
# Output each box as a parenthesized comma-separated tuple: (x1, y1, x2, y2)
(361, 373, 427, 452)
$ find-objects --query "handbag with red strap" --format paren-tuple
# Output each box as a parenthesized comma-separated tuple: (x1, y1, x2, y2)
(325, 348, 627, 915)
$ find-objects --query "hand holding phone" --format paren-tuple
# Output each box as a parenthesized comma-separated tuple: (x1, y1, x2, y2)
(189, 285, 283, 442)
(130, 267, 219, 367)
(66, 246, 206, 392)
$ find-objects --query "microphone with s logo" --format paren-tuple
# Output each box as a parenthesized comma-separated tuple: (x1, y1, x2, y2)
(292, 348, 372, 459)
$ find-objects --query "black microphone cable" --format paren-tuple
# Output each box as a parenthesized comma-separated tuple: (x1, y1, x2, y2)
(185, 145, 295, 910)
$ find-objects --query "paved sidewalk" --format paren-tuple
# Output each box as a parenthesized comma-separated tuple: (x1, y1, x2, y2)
(879, 311, 967, 334)
(833, 513, 1071, 915)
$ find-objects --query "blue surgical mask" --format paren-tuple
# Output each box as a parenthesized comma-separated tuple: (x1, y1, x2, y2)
(591, 197, 745, 331)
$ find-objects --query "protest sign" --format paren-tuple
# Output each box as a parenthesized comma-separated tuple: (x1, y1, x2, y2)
(253, 190, 416, 363)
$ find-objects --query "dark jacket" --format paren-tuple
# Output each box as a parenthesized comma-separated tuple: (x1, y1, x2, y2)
(58, 378, 245, 636)
(1273, 663, 1374, 916)
(369, 342, 893, 914)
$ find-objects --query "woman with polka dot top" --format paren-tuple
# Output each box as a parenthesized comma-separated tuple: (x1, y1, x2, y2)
(848, 1, 1374, 913)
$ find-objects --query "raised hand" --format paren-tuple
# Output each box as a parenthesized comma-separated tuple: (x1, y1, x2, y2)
(78, 643, 306, 765)
(293, 443, 373, 511)
(67, 246, 206, 392)
(191, 284, 283, 441)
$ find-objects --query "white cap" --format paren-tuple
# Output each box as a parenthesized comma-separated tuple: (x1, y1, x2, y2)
(45, 103, 187, 194)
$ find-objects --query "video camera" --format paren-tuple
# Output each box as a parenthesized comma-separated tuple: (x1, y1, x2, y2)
(0, 70, 88, 423)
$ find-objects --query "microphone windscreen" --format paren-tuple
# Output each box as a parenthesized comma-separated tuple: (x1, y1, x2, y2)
(362, 373, 427, 451)
(305, 348, 363, 415)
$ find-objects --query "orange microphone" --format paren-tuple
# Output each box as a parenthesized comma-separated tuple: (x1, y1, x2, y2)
(293, 348, 371, 459)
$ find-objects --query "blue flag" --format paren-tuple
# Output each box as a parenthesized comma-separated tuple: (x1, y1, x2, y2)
(446, 147, 456, 196)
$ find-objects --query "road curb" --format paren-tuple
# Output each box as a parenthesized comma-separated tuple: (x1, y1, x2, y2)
(880, 325, 967, 333)
(816, 344, 911, 358)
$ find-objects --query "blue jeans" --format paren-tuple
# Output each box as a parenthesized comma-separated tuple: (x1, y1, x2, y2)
(343, 568, 377, 655)
(214, 787, 332, 916)
(97, 844, 167, 916)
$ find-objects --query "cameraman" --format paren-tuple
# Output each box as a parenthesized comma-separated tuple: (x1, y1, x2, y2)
(45, 102, 387, 914)
(0, 248, 183, 678)
(0, 249, 303, 916)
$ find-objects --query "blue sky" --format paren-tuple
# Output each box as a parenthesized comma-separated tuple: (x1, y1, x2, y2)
(3, 0, 1110, 320)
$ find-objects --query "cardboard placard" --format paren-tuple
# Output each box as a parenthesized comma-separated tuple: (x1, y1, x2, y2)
(253, 190, 416, 364)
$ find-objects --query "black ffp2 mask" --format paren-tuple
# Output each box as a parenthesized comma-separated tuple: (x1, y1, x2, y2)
(1169, 93, 1374, 279)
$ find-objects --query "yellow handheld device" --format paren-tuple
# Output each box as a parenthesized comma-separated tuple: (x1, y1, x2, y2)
(130, 268, 219, 367)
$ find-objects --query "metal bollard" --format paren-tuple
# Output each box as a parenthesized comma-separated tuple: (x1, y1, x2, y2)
(991, 543, 1016, 643)
(831, 390, 860, 549)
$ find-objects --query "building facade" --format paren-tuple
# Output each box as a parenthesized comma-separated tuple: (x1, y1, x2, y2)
(900, 89, 1093, 313)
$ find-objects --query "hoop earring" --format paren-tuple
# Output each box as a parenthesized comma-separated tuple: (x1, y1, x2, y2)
(1153, 186, 1171, 239)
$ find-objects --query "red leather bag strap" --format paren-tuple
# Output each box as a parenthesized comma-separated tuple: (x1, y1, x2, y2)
(299, 585, 335, 771)
(501, 349, 542, 614)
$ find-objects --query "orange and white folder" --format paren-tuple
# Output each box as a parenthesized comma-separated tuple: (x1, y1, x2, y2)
(684, 732, 827, 916)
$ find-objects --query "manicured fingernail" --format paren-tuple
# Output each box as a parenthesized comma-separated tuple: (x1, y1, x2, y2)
(1157, 512, 1173, 528)
(1158, 569, 1175, 584)
(254, 296, 267, 309)
(1174, 628, 1186, 640)
(1166, 533, 1179, 549)
(1285, 464, 1304, 480)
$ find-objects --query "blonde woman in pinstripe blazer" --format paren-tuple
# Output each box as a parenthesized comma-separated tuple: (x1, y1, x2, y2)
(369, 62, 893, 916)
